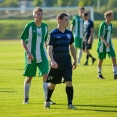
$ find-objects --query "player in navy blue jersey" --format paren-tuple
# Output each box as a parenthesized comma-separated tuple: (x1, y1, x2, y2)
(82, 12, 96, 66)
(44, 13, 77, 110)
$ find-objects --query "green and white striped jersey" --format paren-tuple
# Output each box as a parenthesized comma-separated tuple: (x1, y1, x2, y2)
(97, 21, 113, 53)
(20, 22, 48, 64)
(72, 15, 84, 39)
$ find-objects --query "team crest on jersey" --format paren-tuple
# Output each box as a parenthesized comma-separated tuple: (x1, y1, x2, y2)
(67, 34, 71, 39)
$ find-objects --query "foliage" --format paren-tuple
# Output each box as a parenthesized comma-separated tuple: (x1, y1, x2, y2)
(0, 0, 18, 7)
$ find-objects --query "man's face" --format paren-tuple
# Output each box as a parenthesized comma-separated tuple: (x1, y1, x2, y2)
(83, 15, 88, 20)
(107, 14, 114, 21)
(34, 11, 43, 22)
(59, 16, 69, 28)
(79, 9, 85, 15)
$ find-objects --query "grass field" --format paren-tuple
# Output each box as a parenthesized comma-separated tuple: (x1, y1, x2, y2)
(0, 39, 117, 117)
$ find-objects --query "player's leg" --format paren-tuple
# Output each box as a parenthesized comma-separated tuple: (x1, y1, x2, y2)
(84, 42, 96, 65)
(74, 38, 83, 64)
(23, 63, 37, 104)
(97, 52, 106, 79)
(63, 67, 77, 110)
(45, 68, 62, 108)
(108, 48, 117, 79)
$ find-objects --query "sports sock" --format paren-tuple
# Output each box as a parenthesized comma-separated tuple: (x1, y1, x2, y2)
(89, 54, 94, 59)
(112, 66, 117, 75)
(97, 67, 102, 75)
(24, 82, 31, 98)
(86, 54, 90, 63)
(66, 86, 73, 105)
(46, 87, 54, 102)
(43, 82, 48, 100)
(78, 49, 82, 64)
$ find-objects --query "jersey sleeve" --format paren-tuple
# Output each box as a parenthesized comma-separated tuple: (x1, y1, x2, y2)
(99, 22, 104, 37)
(71, 16, 76, 26)
(44, 25, 48, 42)
(70, 33, 74, 44)
(20, 24, 29, 41)
(48, 33, 54, 46)
(90, 21, 94, 28)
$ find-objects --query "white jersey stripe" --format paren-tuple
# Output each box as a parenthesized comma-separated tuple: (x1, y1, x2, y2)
(75, 18, 78, 37)
(27, 26, 32, 64)
(36, 28, 42, 63)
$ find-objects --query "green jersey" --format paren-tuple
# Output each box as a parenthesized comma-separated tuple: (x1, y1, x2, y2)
(97, 21, 113, 53)
(20, 22, 48, 64)
(72, 15, 84, 39)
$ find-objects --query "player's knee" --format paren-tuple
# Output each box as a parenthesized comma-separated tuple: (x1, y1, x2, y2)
(66, 81, 72, 87)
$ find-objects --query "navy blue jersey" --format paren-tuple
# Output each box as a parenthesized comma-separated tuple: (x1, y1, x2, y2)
(84, 19, 94, 39)
(48, 28, 74, 69)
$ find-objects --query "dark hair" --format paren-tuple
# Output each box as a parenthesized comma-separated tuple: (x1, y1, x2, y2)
(83, 12, 88, 17)
(80, 7, 85, 10)
(57, 13, 68, 20)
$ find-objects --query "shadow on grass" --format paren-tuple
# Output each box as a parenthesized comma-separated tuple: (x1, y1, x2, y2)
(0, 88, 15, 93)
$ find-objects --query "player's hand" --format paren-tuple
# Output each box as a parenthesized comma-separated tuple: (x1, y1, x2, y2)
(51, 61, 58, 69)
(27, 53, 34, 60)
(105, 42, 110, 48)
(88, 39, 92, 44)
(72, 61, 77, 70)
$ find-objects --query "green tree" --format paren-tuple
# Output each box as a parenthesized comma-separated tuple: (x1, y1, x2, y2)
(78, 0, 92, 6)
(0, 0, 18, 7)
(33, 0, 44, 7)
(57, 0, 78, 6)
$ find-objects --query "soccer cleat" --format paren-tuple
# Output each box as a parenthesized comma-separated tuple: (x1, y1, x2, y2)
(98, 75, 105, 79)
(23, 98, 29, 104)
(68, 104, 78, 110)
(49, 100, 56, 105)
(83, 62, 88, 66)
(44, 102, 50, 109)
(114, 74, 117, 79)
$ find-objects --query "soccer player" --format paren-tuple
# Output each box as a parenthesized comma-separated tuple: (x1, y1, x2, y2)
(97, 10, 117, 79)
(44, 13, 77, 110)
(20, 7, 55, 104)
(82, 12, 96, 65)
(70, 7, 85, 65)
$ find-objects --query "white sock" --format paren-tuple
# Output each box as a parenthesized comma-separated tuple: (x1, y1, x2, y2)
(112, 66, 117, 75)
(78, 49, 82, 64)
(43, 82, 48, 100)
(97, 67, 102, 75)
(24, 82, 31, 98)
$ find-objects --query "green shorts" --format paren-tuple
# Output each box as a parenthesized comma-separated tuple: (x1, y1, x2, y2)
(23, 53, 49, 77)
(74, 37, 82, 48)
(98, 48, 116, 59)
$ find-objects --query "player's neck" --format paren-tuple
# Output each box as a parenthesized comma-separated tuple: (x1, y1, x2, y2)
(105, 20, 111, 25)
(57, 26, 65, 33)
(34, 20, 41, 27)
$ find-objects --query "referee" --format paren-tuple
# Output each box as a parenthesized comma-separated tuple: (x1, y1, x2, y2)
(44, 13, 77, 110)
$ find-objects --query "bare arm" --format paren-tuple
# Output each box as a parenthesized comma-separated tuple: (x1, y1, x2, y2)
(70, 24, 74, 32)
(70, 43, 77, 69)
(48, 45, 58, 68)
(100, 36, 110, 47)
(21, 39, 34, 60)
(88, 28, 94, 44)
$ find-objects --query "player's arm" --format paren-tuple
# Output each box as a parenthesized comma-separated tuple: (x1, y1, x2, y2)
(99, 23, 110, 47)
(88, 27, 94, 44)
(48, 33, 58, 68)
(70, 16, 75, 32)
(21, 40, 34, 60)
(48, 45, 58, 68)
(70, 43, 77, 69)
(70, 24, 74, 32)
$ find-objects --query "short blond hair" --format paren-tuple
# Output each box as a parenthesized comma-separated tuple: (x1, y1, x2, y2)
(104, 10, 113, 18)
(33, 7, 43, 16)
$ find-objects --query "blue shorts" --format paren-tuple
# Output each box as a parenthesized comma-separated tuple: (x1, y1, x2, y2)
(46, 67, 72, 84)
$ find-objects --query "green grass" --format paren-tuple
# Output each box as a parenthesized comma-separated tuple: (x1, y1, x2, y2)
(0, 39, 117, 117)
